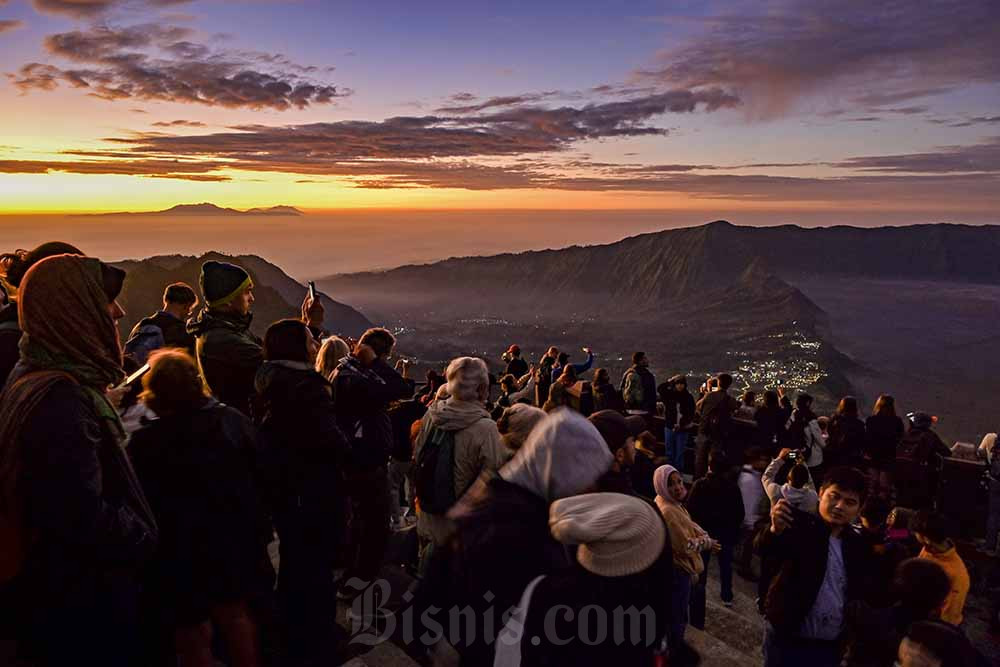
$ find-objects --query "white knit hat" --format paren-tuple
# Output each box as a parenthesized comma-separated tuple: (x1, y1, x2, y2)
(549, 493, 666, 577)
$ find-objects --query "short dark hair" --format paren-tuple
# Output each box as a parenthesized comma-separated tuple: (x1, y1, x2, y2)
(717, 373, 733, 390)
(789, 463, 809, 489)
(708, 450, 730, 474)
(631, 351, 646, 365)
(163, 282, 197, 305)
(820, 466, 867, 504)
(500, 374, 517, 391)
(359, 327, 396, 357)
(910, 510, 951, 544)
(861, 496, 892, 526)
(593, 367, 609, 384)
(741, 390, 756, 406)
(893, 558, 951, 618)
(263, 318, 311, 363)
(796, 393, 814, 410)
(557, 352, 569, 365)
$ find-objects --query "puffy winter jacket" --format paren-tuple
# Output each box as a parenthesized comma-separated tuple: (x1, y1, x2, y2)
(187, 309, 263, 416)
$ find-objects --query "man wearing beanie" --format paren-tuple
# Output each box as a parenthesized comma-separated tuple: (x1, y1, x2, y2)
(495, 493, 671, 665)
(187, 260, 263, 415)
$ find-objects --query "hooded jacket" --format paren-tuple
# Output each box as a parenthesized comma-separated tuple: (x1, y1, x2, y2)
(124, 310, 195, 364)
(762, 456, 819, 513)
(414, 397, 505, 543)
(187, 309, 263, 416)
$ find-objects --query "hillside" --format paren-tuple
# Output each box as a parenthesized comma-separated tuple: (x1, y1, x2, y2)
(114, 252, 372, 338)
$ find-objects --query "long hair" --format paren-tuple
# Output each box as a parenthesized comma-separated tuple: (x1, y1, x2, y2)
(873, 394, 896, 417)
(837, 396, 859, 418)
(316, 336, 350, 378)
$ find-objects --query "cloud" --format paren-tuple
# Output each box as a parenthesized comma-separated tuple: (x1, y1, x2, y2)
(637, 0, 1000, 116)
(152, 119, 206, 127)
(11, 23, 346, 110)
(30, 0, 191, 18)
(436, 91, 563, 114)
(836, 136, 1000, 173)
(931, 115, 1000, 128)
(0, 19, 23, 33)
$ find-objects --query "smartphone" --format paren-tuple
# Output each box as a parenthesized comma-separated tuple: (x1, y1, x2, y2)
(308, 281, 317, 301)
(115, 363, 150, 391)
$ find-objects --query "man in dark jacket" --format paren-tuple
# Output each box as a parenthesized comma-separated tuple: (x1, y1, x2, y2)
(330, 327, 413, 587)
(124, 282, 198, 363)
(621, 351, 657, 414)
(502, 344, 529, 379)
(688, 451, 745, 621)
(659, 374, 696, 471)
(187, 261, 263, 416)
(757, 465, 873, 667)
(695, 372, 741, 479)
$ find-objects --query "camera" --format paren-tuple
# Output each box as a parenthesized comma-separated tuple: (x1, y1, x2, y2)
(502, 352, 512, 363)
(787, 451, 798, 461)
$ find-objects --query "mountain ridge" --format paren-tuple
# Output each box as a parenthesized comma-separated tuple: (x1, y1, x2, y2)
(79, 203, 305, 217)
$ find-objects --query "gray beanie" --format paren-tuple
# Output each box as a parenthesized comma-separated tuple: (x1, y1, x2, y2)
(549, 492, 666, 577)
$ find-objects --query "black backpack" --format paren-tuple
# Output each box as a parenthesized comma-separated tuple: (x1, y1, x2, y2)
(414, 426, 458, 515)
(704, 398, 734, 442)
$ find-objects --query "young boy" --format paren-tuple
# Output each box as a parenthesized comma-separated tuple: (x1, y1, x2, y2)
(911, 510, 970, 627)
(762, 447, 819, 513)
(758, 466, 873, 667)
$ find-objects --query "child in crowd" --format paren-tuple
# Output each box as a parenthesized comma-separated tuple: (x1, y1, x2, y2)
(762, 448, 819, 514)
(911, 510, 970, 627)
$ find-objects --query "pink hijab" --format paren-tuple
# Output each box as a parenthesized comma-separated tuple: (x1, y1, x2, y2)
(653, 464, 681, 504)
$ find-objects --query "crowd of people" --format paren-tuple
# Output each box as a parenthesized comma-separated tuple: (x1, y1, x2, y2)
(0, 243, 995, 667)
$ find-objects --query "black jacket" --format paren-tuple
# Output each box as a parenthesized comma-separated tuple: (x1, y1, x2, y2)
(757, 511, 873, 637)
(128, 400, 272, 625)
(755, 403, 793, 453)
(504, 356, 529, 380)
(13, 378, 157, 637)
(0, 302, 20, 389)
(658, 384, 696, 430)
(686, 471, 745, 544)
(591, 380, 625, 412)
(255, 361, 350, 512)
(864, 414, 904, 467)
(330, 356, 413, 470)
(187, 309, 263, 416)
(826, 414, 867, 468)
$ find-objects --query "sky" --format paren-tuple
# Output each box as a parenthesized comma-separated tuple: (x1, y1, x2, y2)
(0, 0, 998, 225)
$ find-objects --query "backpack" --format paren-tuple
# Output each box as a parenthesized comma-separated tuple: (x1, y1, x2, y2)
(990, 445, 1000, 481)
(414, 426, 458, 515)
(785, 414, 808, 453)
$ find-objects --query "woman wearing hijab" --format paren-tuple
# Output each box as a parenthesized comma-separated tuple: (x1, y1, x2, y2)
(415, 409, 613, 666)
(653, 464, 719, 652)
(0, 254, 157, 666)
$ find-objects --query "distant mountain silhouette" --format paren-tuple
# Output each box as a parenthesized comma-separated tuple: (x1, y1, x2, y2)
(114, 252, 372, 338)
(84, 203, 305, 217)
(319, 221, 1000, 325)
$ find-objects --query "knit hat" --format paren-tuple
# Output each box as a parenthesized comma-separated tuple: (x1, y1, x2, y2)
(667, 374, 687, 386)
(506, 344, 520, 355)
(549, 493, 666, 577)
(588, 410, 630, 453)
(200, 260, 252, 308)
(445, 356, 489, 402)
